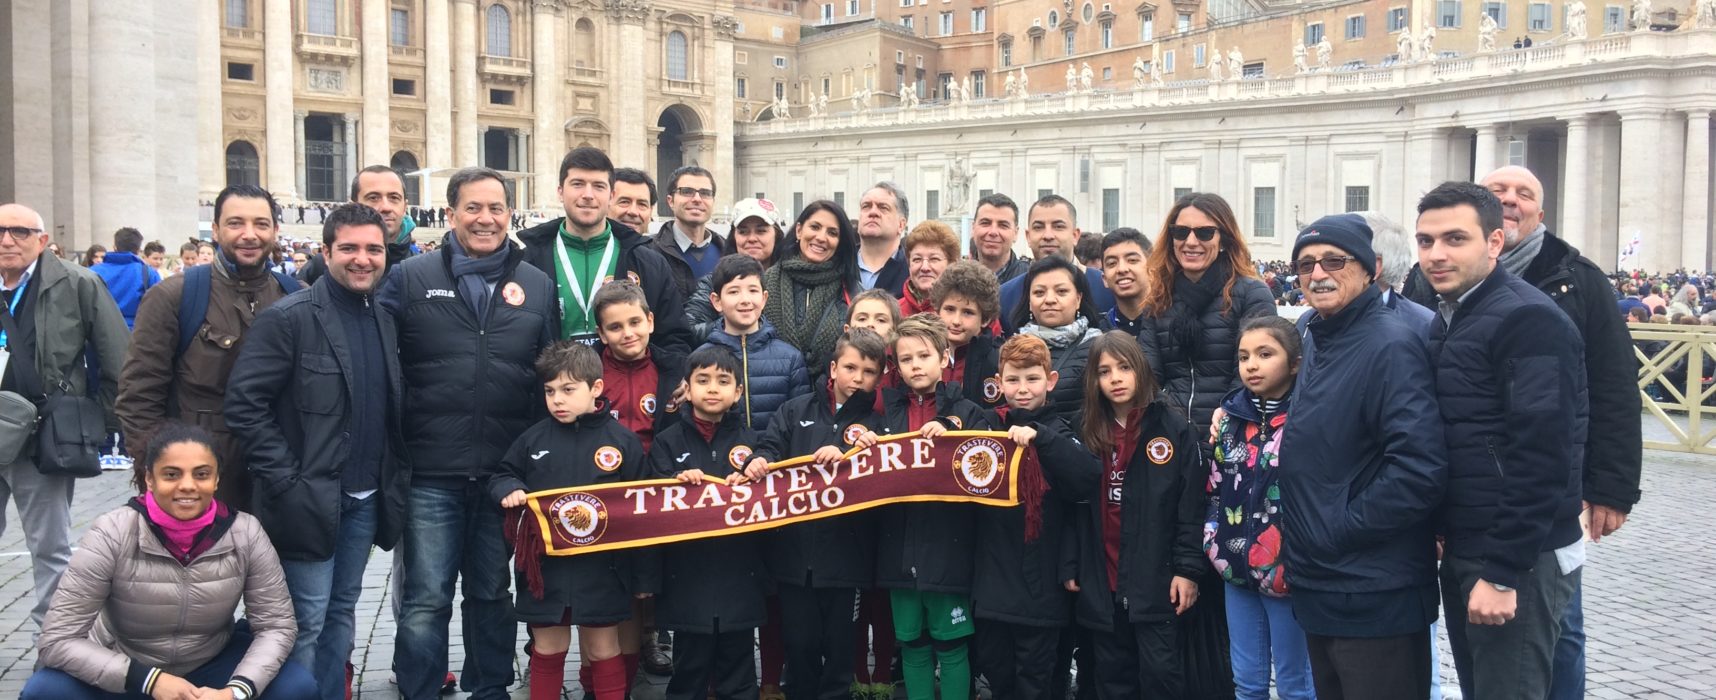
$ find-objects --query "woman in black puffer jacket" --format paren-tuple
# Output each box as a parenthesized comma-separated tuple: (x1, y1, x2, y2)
(1136, 192, 1276, 439)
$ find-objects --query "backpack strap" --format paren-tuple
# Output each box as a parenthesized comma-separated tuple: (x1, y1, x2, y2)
(176, 265, 212, 359)
(271, 269, 302, 294)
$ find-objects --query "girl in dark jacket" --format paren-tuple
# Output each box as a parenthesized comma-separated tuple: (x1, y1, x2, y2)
(1009, 256, 1106, 423)
(1072, 332, 1208, 700)
(762, 200, 862, 372)
(1205, 316, 1313, 700)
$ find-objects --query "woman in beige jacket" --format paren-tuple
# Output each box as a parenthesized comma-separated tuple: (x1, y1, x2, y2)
(23, 424, 315, 700)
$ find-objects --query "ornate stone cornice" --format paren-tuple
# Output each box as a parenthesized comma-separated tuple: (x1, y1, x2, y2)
(712, 14, 739, 39)
(534, 0, 566, 15)
(605, 0, 651, 23)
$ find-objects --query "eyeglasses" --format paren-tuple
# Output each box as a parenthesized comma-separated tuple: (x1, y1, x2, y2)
(0, 226, 42, 241)
(673, 187, 716, 200)
(1294, 255, 1358, 276)
(1168, 225, 1220, 242)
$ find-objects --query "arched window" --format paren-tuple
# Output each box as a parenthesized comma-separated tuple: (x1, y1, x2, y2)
(306, 0, 336, 35)
(225, 0, 250, 28)
(486, 4, 512, 57)
(666, 30, 689, 80)
(390, 151, 421, 205)
(574, 18, 596, 67)
(225, 141, 260, 188)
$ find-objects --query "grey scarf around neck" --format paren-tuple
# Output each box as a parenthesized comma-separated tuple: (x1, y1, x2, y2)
(447, 236, 509, 323)
(1499, 223, 1547, 279)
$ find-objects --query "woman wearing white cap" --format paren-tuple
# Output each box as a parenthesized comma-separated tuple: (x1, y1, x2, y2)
(684, 197, 787, 343)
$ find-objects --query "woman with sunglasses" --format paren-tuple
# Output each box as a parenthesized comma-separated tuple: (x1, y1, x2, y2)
(1134, 192, 1275, 700)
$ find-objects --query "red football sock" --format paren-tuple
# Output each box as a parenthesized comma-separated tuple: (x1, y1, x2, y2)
(622, 652, 640, 692)
(591, 656, 629, 700)
(528, 649, 568, 700)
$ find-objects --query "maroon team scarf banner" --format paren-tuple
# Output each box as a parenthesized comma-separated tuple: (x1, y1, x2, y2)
(523, 431, 1022, 556)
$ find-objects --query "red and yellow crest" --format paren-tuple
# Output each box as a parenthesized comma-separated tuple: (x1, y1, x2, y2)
(729, 445, 753, 470)
(594, 446, 624, 472)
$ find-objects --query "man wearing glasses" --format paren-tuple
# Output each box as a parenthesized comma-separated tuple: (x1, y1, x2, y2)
(649, 165, 724, 299)
(0, 204, 130, 636)
(1278, 213, 1449, 698)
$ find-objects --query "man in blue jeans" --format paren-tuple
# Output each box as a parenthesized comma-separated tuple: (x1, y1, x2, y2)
(225, 203, 411, 700)
(378, 168, 557, 700)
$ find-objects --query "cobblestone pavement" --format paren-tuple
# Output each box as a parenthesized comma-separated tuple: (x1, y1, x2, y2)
(1, 429, 1712, 699)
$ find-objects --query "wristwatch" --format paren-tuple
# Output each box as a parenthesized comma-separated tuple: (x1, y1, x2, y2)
(1490, 582, 1514, 593)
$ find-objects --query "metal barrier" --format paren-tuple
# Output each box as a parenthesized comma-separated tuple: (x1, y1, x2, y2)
(1631, 323, 1716, 454)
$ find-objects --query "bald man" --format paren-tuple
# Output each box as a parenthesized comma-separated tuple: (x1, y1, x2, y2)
(1401, 166, 1642, 700)
(0, 204, 130, 636)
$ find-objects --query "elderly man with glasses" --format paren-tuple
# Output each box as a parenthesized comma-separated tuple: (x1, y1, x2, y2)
(1277, 213, 1450, 699)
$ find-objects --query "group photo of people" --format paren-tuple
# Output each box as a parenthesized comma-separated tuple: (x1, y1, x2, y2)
(0, 145, 1643, 700)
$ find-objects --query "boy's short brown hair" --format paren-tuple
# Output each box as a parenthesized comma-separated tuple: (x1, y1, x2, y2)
(889, 313, 950, 357)
(536, 341, 603, 385)
(831, 328, 888, 368)
(997, 334, 1052, 374)
(591, 280, 651, 325)
(848, 288, 902, 325)
(929, 260, 1002, 322)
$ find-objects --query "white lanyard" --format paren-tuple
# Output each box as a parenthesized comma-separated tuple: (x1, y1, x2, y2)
(555, 232, 616, 327)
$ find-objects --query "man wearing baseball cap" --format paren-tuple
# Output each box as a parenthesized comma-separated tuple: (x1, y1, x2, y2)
(1277, 213, 1450, 698)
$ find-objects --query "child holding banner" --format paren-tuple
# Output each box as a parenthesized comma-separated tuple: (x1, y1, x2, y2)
(1070, 331, 1210, 699)
(647, 346, 769, 700)
(857, 314, 994, 700)
(972, 335, 1103, 700)
(490, 342, 648, 700)
(743, 328, 888, 700)
(932, 261, 1007, 412)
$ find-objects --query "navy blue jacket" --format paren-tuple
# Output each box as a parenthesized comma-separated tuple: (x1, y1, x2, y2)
(1428, 269, 1586, 588)
(698, 318, 809, 431)
(1279, 286, 1448, 595)
(648, 415, 770, 634)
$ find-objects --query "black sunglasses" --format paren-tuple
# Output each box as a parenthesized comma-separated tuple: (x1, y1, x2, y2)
(1168, 225, 1220, 242)
(1294, 255, 1358, 276)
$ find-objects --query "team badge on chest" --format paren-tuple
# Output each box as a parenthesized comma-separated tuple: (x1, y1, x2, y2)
(501, 282, 526, 306)
(1146, 437, 1174, 465)
(594, 445, 624, 472)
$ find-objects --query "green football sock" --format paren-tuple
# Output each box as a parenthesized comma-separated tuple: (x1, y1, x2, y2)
(934, 641, 971, 700)
(901, 643, 936, 700)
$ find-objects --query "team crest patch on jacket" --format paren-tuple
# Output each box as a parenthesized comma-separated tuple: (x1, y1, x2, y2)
(640, 393, 657, 416)
(1146, 437, 1174, 465)
(627, 271, 641, 284)
(594, 446, 624, 472)
(729, 445, 753, 470)
(946, 416, 963, 429)
(982, 377, 1001, 403)
(845, 424, 867, 445)
(502, 282, 526, 306)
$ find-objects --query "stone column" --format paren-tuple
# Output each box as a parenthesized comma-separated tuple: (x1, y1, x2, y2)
(518, 130, 531, 207)
(1403, 128, 1446, 228)
(1619, 109, 1670, 271)
(712, 14, 738, 205)
(1560, 114, 1591, 253)
(197, 0, 224, 198)
(1684, 110, 1712, 271)
(265, 0, 298, 200)
(344, 114, 358, 179)
(88, 0, 158, 238)
(295, 110, 308, 199)
(607, 0, 651, 169)
(426, 0, 453, 175)
(1472, 124, 1499, 179)
(454, 0, 480, 168)
(532, 1, 563, 208)
(361, 0, 390, 167)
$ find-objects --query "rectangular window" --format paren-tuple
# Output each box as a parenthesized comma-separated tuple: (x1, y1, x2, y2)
(772, 26, 784, 39)
(1345, 15, 1365, 39)
(1304, 22, 1324, 45)
(1163, 49, 1175, 72)
(940, 11, 953, 35)
(1141, 12, 1154, 40)
(774, 55, 788, 69)
(1438, 0, 1461, 27)
(793, 192, 805, 214)
(1173, 186, 1192, 200)
(1508, 139, 1527, 166)
(1344, 186, 1370, 213)
(392, 78, 416, 96)
(972, 8, 987, 31)
(1604, 5, 1624, 33)
(971, 71, 986, 97)
(736, 77, 747, 98)
(821, 3, 833, 21)
(775, 81, 785, 99)
(1193, 43, 1206, 67)
(901, 0, 912, 7)
(902, 15, 914, 30)
(1242, 61, 1263, 78)
(1102, 188, 1120, 232)
(925, 190, 940, 219)
(834, 191, 845, 207)
(1529, 2, 1552, 30)
(390, 8, 410, 46)
(307, 0, 336, 35)
(847, 0, 859, 15)
(1102, 66, 1111, 80)
(1252, 187, 1276, 238)
(896, 50, 905, 63)
(896, 65, 905, 90)
(226, 62, 255, 81)
(979, 188, 994, 199)
(489, 88, 515, 105)
(1483, 2, 1507, 27)
(225, 0, 249, 28)
(823, 77, 831, 95)
(1176, 12, 1191, 33)
(1064, 29, 1076, 55)
(1101, 21, 1112, 48)
(1001, 43, 1012, 66)
(1038, 188, 1053, 201)
(938, 72, 953, 98)
(1388, 7, 1408, 32)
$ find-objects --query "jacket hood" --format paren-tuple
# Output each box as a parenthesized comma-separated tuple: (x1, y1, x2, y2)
(1219, 386, 1292, 424)
(99, 251, 145, 266)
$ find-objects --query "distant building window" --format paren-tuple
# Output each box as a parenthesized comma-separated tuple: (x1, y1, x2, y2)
(972, 8, 987, 31)
(1101, 20, 1112, 48)
(793, 192, 804, 214)
(485, 4, 512, 57)
(391, 8, 410, 46)
(775, 81, 785, 98)
(1163, 49, 1175, 72)
(666, 31, 688, 80)
(775, 55, 788, 69)
(938, 72, 953, 98)
(490, 88, 516, 105)
(1305, 22, 1324, 45)
(834, 191, 845, 207)
(1082, 2, 1095, 22)
(1344, 186, 1370, 212)
(821, 3, 833, 21)
(392, 78, 416, 96)
(1252, 187, 1276, 237)
(1064, 29, 1075, 55)
(1438, 0, 1461, 27)
(306, 0, 336, 35)
(1176, 12, 1191, 32)
(1102, 66, 1111, 80)
(925, 190, 940, 219)
(1141, 11, 1154, 40)
(822, 77, 831, 94)
(1193, 43, 1206, 67)
(1173, 186, 1192, 200)
(902, 15, 914, 30)
(772, 26, 784, 39)
(1483, 2, 1507, 27)
(736, 50, 748, 65)
(226, 0, 249, 28)
(226, 62, 255, 81)
(1102, 189, 1120, 232)
(847, 0, 859, 15)
(1048, 10, 1059, 28)
(736, 77, 747, 98)
(940, 11, 953, 35)
(1604, 5, 1624, 32)
(1529, 2, 1552, 30)
(1345, 15, 1365, 39)
(226, 141, 260, 187)
(971, 70, 986, 97)
(1388, 7, 1408, 32)
(1001, 42, 1012, 66)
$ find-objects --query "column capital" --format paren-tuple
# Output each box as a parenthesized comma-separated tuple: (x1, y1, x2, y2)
(295, 109, 309, 120)
(534, 0, 566, 12)
(605, 0, 652, 24)
(1563, 113, 1593, 128)
(712, 14, 739, 38)
(1473, 123, 1499, 134)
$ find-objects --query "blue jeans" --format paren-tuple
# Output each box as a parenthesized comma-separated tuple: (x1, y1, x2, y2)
(279, 494, 379, 700)
(1223, 586, 1314, 700)
(394, 481, 515, 700)
(1548, 581, 1585, 700)
(22, 622, 319, 699)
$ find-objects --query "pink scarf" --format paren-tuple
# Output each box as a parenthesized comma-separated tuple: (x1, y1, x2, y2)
(144, 492, 217, 559)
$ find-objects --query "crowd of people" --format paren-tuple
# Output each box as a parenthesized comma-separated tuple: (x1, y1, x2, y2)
(0, 152, 1645, 700)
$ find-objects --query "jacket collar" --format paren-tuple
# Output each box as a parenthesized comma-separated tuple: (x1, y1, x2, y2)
(706, 317, 780, 349)
(1307, 285, 1383, 343)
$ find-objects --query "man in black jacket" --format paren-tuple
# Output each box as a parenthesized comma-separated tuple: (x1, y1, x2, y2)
(378, 168, 558, 700)
(517, 147, 692, 354)
(1280, 214, 1448, 699)
(1417, 182, 1585, 700)
(1402, 166, 1642, 699)
(225, 203, 408, 698)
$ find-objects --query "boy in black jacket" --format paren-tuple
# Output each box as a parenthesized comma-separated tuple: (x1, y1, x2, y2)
(742, 329, 888, 700)
(854, 313, 993, 700)
(932, 260, 1006, 412)
(972, 335, 1102, 700)
(649, 346, 769, 700)
(489, 342, 647, 700)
